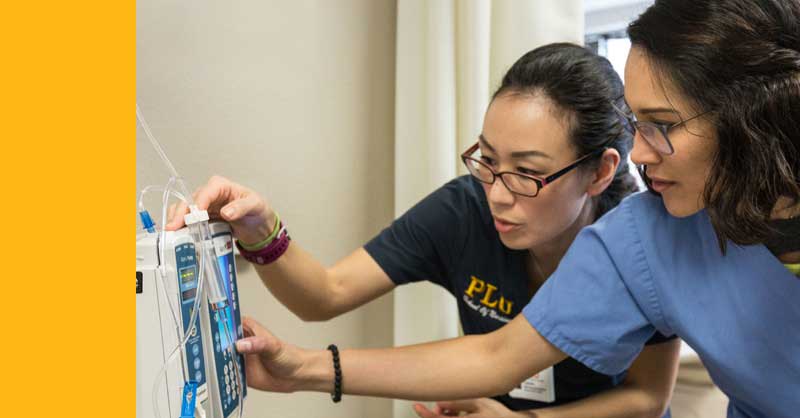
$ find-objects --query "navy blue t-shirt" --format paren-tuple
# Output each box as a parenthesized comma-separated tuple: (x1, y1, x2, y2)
(364, 175, 675, 411)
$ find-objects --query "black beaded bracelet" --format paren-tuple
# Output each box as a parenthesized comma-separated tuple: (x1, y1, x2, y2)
(327, 344, 342, 403)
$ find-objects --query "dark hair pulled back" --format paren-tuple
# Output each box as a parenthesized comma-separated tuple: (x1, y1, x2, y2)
(493, 43, 637, 219)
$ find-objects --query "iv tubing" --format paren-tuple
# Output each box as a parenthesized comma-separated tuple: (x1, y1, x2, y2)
(137, 106, 207, 418)
(138, 103, 243, 417)
(137, 103, 228, 307)
(152, 177, 210, 418)
(138, 185, 187, 213)
(136, 103, 188, 195)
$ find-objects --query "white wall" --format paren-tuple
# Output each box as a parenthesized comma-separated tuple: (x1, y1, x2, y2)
(137, 1, 396, 417)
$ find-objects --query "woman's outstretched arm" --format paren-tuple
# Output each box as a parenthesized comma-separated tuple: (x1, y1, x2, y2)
(236, 315, 567, 401)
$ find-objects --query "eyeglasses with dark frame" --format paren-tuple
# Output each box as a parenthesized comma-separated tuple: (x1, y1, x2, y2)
(610, 99, 711, 155)
(460, 142, 607, 198)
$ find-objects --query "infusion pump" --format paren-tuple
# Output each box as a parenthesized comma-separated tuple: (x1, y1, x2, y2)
(136, 223, 246, 418)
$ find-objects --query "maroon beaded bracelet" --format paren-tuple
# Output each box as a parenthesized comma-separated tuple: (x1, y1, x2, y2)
(235, 223, 291, 265)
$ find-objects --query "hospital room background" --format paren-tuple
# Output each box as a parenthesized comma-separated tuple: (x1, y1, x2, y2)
(136, 1, 729, 417)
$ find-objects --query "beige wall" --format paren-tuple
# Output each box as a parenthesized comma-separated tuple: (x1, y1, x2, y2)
(137, 1, 396, 417)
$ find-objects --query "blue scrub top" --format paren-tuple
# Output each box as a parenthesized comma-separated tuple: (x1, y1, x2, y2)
(523, 192, 800, 418)
(365, 176, 675, 413)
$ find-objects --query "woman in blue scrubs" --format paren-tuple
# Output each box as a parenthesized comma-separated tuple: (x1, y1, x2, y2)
(169, 44, 681, 417)
(232, 1, 800, 417)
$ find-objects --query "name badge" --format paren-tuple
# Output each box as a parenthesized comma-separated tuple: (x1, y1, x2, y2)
(509, 367, 555, 403)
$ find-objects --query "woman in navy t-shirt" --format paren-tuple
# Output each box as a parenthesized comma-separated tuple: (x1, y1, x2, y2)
(170, 44, 680, 417)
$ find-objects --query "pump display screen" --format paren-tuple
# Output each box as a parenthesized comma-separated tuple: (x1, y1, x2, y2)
(181, 287, 197, 301)
(180, 266, 196, 284)
(179, 265, 198, 302)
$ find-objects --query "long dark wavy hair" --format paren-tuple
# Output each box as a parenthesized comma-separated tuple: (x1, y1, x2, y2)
(628, 0, 800, 251)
